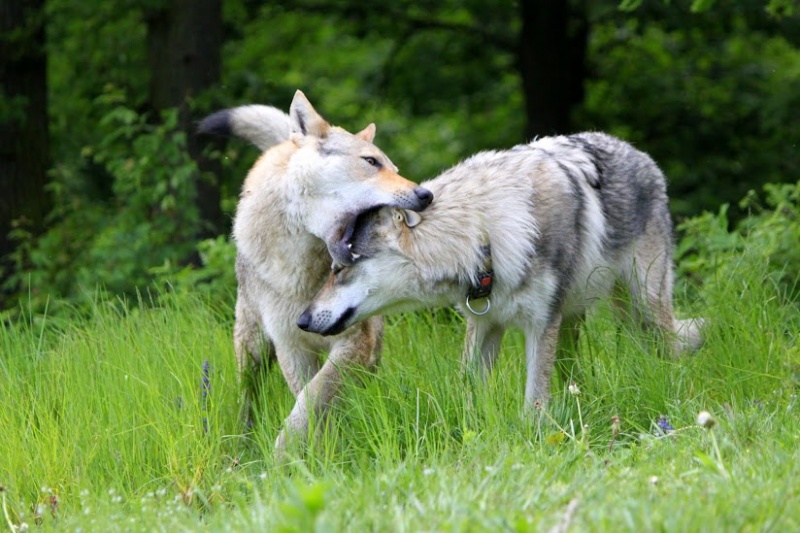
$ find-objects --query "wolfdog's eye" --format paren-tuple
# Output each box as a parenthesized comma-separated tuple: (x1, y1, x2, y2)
(362, 156, 381, 168)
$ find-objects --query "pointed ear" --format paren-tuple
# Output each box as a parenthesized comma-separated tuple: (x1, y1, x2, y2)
(355, 123, 376, 143)
(290, 90, 330, 138)
(402, 209, 422, 228)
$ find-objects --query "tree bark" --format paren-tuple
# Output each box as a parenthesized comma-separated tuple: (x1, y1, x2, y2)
(145, 0, 225, 241)
(518, 0, 588, 139)
(0, 0, 50, 304)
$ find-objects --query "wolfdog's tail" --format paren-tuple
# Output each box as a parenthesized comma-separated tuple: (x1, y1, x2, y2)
(198, 105, 290, 152)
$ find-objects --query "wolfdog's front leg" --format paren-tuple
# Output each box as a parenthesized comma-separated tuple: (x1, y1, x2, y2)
(274, 318, 382, 461)
(275, 345, 322, 397)
(524, 315, 561, 410)
(462, 318, 505, 379)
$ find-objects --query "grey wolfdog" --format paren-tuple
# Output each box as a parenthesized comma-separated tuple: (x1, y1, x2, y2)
(199, 91, 432, 455)
(299, 132, 703, 407)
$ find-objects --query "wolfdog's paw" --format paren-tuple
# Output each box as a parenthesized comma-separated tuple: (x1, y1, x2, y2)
(273, 431, 289, 466)
(674, 317, 705, 354)
(273, 426, 307, 466)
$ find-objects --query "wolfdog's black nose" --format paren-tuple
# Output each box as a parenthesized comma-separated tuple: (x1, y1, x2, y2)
(414, 187, 434, 208)
(297, 310, 312, 331)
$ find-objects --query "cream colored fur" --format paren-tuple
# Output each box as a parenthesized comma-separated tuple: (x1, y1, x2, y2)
(219, 91, 430, 457)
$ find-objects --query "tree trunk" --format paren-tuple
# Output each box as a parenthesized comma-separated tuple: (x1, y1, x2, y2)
(145, 0, 225, 242)
(0, 0, 50, 305)
(518, 0, 588, 139)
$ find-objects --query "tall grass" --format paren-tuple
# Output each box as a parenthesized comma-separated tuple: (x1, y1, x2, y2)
(1, 255, 798, 530)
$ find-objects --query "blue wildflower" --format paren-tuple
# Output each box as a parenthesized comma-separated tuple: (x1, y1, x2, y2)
(201, 360, 211, 401)
(655, 415, 674, 436)
(201, 359, 211, 433)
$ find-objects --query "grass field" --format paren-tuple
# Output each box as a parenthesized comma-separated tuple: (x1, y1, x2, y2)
(1, 256, 799, 531)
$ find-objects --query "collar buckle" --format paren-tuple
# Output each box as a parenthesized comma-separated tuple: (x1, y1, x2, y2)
(465, 293, 491, 315)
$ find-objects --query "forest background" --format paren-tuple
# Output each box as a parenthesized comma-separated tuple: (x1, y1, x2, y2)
(1, 0, 799, 314)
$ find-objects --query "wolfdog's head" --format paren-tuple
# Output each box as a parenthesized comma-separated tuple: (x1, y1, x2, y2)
(297, 207, 426, 336)
(284, 92, 432, 265)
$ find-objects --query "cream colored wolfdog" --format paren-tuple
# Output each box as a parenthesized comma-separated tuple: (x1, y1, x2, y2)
(199, 91, 432, 453)
(299, 133, 703, 407)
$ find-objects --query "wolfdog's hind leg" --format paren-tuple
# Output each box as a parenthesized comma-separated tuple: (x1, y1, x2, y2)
(234, 298, 274, 428)
(628, 240, 691, 355)
(632, 245, 704, 354)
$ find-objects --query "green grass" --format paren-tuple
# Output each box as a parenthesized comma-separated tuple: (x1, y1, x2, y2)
(1, 259, 799, 531)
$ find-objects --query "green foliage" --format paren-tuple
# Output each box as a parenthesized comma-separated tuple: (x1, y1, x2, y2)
(619, 0, 796, 17)
(766, 0, 797, 16)
(4, 89, 203, 316)
(222, 3, 522, 181)
(5, 0, 800, 317)
(677, 180, 800, 302)
(46, 0, 148, 165)
(154, 236, 238, 308)
(581, 16, 800, 220)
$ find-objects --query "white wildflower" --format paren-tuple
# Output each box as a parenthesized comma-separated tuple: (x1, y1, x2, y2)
(697, 410, 716, 429)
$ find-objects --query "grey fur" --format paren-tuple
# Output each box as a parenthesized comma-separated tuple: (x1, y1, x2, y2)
(301, 132, 704, 407)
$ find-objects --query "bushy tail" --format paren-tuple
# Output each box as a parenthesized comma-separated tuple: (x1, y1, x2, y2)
(198, 105, 290, 151)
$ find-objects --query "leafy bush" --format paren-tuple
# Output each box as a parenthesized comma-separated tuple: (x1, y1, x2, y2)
(581, 18, 800, 221)
(677, 180, 800, 303)
(153, 236, 238, 308)
(3, 89, 204, 317)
